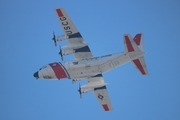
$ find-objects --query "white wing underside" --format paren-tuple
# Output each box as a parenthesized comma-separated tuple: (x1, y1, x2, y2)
(55, 8, 112, 111)
(87, 75, 113, 111)
(55, 8, 93, 60)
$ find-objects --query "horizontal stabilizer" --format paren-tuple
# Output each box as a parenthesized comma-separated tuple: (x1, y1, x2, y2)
(132, 56, 148, 75)
(133, 33, 144, 51)
(133, 34, 141, 45)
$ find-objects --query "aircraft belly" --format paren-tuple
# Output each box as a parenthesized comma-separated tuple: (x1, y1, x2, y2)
(65, 62, 100, 79)
(64, 53, 131, 79)
(111, 54, 130, 68)
(98, 53, 130, 73)
(70, 67, 89, 78)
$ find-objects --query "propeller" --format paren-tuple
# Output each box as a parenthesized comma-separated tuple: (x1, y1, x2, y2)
(78, 83, 82, 99)
(58, 45, 64, 61)
(52, 31, 57, 46)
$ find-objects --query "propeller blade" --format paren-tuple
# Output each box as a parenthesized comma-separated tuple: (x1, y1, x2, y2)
(78, 83, 82, 99)
(52, 31, 57, 46)
(58, 45, 64, 61)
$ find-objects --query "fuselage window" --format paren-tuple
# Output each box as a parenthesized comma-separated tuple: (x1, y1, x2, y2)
(52, 63, 57, 67)
(39, 66, 47, 70)
(73, 62, 78, 65)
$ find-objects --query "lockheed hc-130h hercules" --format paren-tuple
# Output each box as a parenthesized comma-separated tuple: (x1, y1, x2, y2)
(33, 8, 148, 111)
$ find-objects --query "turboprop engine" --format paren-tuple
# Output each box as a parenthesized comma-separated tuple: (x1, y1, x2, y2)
(78, 83, 107, 98)
(62, 49, 75, 56)
(62, 43, 87, 50)
(52, 32, 68, 46)
(61, 43, 88, 56)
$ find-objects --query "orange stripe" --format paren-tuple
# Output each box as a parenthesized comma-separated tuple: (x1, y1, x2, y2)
(56, 9, 63, 17)
(133, 59, 146, 75)
(125, 35, 134, 52)
(102, 104, 109, 111)
(49, 63, 67, 79)
(133, 34, 141, 45)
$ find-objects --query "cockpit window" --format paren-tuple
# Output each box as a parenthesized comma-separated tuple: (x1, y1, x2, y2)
(73, 62, 78, 65)
(39, 65, 47, 70)
(52, 63, 57, 68)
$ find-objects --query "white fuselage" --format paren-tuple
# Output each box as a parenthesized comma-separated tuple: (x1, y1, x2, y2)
(62, 52, 130, 80)
(34, 51, 144, 80)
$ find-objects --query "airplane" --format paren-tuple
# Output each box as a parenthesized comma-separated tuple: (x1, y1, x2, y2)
(33, 8, 148, 111)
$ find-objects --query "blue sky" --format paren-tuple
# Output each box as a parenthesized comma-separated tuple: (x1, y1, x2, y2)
(0, 0, 180, 120)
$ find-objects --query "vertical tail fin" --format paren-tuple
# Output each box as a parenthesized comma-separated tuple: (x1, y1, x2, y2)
(123, 34, 141, 52)
(123, 34, 148, 75)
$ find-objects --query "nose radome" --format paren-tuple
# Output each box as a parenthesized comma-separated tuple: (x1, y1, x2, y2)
(33, 71, 39, 78)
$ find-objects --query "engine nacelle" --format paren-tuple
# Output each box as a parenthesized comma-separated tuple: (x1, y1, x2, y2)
(61, 43, 87, 51)
(80, 83, 107, 94)
(56, 35, 69, 41)
(81, 87, 94, 94)
(62, 49, 75, 56)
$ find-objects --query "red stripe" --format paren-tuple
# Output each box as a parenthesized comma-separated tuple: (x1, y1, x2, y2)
(125, 35, 134, 52)
(133, 34, 141, 45)
(56, 9, 63, 17)
(133, 59, 146, 75)
(102, 104, 109, 111)
(49, 63, 67, 79)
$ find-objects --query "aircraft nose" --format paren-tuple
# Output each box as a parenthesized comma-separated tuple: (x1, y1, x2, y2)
(33, 71, 39, 78)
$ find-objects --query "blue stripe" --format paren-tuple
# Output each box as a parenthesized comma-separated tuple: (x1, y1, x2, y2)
(93, 74, 102, 77)
(75, 46, 91, 53)
(68, 32, 82, 38)
(94, 86, 106, 91)
(59, 62, 71, 79)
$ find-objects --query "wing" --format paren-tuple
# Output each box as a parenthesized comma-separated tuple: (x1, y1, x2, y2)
(87, 74, 113, 111)
(55, 8, 93, 60)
